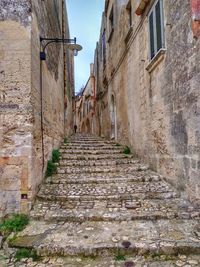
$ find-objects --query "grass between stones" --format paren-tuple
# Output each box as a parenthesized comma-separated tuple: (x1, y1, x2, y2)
(0, 214, 29, 236)
(64, 137, 68, 144)
(52, 149, 61, 163)
(14, 248, 41, 262)
(123, 146, 131, 154)
(114, 253, 126, 261)
(46, 149, 61, 177)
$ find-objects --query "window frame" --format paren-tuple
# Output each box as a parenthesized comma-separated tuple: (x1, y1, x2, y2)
(126, 0, 132, 28)
(148, 0, 165, 60)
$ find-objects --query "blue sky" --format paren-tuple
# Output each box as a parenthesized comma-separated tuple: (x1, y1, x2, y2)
(66, 0, 104, 93)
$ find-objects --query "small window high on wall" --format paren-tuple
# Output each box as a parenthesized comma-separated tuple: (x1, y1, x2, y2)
(148, 0, 165, 59)
(102, 30, 106, 66)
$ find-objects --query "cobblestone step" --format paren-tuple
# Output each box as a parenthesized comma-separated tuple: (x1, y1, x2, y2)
(37, 191, 180, 202)
(60, 149, 125, 155)
(61, 142, 117, 147)
(38, 180, 175, 197)
(30, 198, 200, 222)
(10, 220, 200, 257)
(59, 158, 138, 167)
(61, 153, 134, 160)
(2, 252, 200, 267)
(57, 164, 149, 174)
(46, 171, 162, 184)
(60, 146, 123, 154)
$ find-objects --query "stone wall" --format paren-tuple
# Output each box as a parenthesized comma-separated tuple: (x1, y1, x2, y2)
(95, 0, 200, 202)
(0, 0, 32, 216)
(0, 0, 74, 216)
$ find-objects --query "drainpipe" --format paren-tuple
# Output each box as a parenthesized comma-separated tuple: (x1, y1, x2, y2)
(62, 0, 67, 135)
(40, 42, 45, 172)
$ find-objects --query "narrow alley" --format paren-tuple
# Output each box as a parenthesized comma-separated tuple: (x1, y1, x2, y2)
(0, 0, 200, 266)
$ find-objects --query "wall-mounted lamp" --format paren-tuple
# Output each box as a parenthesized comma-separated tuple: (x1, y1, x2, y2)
(40, 36, 82, 60)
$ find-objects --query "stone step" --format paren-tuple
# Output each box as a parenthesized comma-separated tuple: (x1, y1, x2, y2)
(38, 180, 174, 197)
(60, 146, 122, 152)
(10, 220, 200, 257)
(68, 140, 104, 143)
(2, 252, 200, 267)
(30, 198, 199, 222)
(61, 153, 133, 160)
(57, 163, 149, 174)
(46, 170, 162, 184)
(59, 158, 137, 167)
(60, 149, 124, 155)
(37, 191, 180, 201)
(61, 141, 117, 148)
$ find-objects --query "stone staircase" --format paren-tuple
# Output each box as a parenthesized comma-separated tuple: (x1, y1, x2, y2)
(9, 134, 200, 266)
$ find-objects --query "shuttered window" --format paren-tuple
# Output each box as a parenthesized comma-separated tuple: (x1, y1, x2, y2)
(149, 0, 165, 59)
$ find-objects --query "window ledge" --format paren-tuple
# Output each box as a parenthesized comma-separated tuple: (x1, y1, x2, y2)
(146, 48, 166, 73)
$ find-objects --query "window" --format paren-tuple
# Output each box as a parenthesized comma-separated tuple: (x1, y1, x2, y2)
(102, 30, 106, 66)
(126, 1, 132, 27)
(108, 6, 114, 42)
(109, 7, 114, 32)
(148, 0, 165, 59)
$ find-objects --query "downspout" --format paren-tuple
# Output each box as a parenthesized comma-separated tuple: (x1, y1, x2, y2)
(62, 0, 66, 135)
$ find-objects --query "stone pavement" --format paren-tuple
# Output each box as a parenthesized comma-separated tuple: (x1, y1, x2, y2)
(2, 134, 200, 266)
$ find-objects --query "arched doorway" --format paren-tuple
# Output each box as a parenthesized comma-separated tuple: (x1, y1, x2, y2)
(86, 119, 91, 133)
(110, 95, 117, 140)
(81, 122, 85, 133)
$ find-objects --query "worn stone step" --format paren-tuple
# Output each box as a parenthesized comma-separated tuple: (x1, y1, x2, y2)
(37, 191, 180, 202)
(30, 198, 200, 222)
(61, 142, 117, 148)
(10, 220, 200, 257)
(38, 180, 174, 197)
(2, 251, 200, 267)
(59, 158, 137, 167)
(57, 163, 149, 174)
(60, 146, 122, 152)
(67, 139, 111, 144)
(61, 153, 133, 160)
(46, 170, 162, 184)
(60, 149, 125, 155)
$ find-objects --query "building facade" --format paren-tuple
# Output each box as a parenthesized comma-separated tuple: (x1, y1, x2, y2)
(94, 0, 200, 203)
(75, 64, 97, 134)
(0, 0, 74, 216)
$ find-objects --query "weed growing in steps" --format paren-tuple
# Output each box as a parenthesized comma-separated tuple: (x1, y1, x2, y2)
(0, 214, 29, 235)
(114, 254, 126, 261)
(46, 148, 61, 177)
(123, 146, 131, 154)
(45, 160, 57, 177)
(64, 137, 68, 144)
(52, 149, 61, 163)
(14, 248, 41, 262)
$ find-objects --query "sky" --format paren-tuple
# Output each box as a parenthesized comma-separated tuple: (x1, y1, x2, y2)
(67, 0, 104, 93)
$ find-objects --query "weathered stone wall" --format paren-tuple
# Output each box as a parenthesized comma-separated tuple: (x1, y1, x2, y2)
(0, 0, 32, 216)
(95, 0, 200, 202)
(31, 0, 68, 199)
(0, 0, 74, 216)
